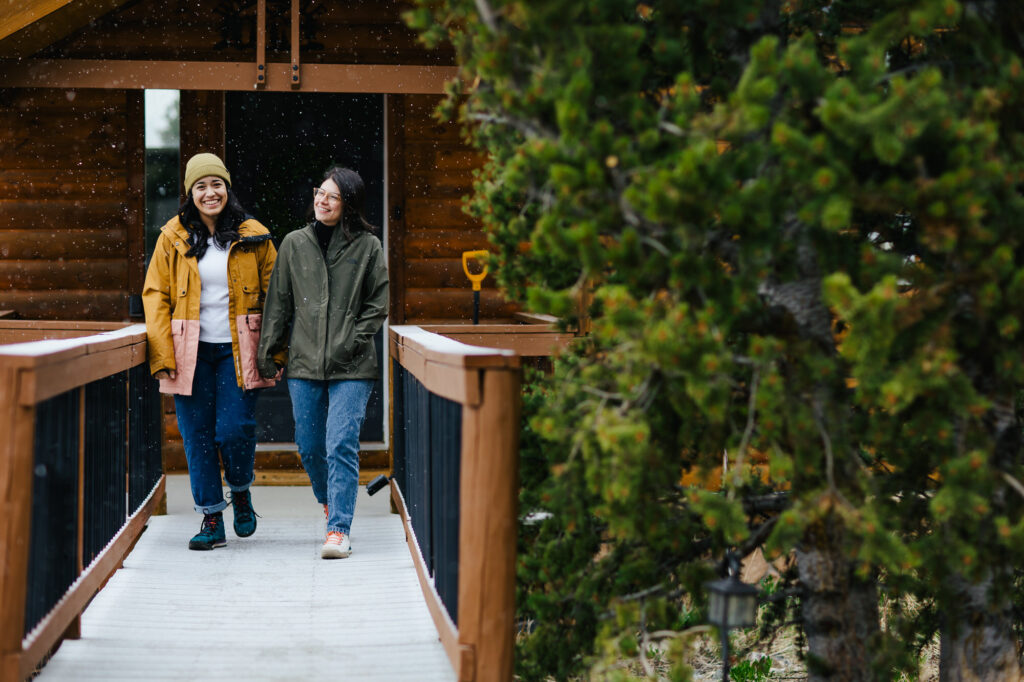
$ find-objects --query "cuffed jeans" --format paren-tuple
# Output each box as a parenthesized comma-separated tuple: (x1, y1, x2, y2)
(288, 378, 373, 535)
(174, 342, 257, 514)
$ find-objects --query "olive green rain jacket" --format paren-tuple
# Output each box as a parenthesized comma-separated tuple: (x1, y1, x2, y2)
(256, 223, 389, 381)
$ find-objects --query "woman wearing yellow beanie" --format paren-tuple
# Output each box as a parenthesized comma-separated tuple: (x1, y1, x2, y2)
(142, 152, 282, 551)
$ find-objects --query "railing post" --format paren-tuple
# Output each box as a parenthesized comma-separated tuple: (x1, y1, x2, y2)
(0, 363, 34, 680)
(457, 366, 521, 682)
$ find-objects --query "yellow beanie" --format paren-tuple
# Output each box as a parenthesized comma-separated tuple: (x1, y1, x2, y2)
(184, 153, 231, 195)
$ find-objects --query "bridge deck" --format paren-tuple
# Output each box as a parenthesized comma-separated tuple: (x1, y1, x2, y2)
(37, 475, 454, 681)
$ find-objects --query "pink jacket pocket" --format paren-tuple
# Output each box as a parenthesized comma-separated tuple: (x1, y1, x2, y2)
(237, 313, 279, 390)
(159, 319, 199, 396)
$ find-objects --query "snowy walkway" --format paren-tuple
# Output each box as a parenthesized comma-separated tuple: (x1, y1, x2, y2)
(36, 475, 454, 681)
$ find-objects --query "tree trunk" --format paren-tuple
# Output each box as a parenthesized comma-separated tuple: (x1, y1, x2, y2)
(795, 513, 880, 682)
(939, 572, 1024, 682)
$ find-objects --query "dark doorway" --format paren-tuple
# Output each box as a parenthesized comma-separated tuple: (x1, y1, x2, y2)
(225, 92, 386, 444)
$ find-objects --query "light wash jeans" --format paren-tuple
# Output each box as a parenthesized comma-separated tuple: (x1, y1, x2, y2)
(174, 342, 257, 514)
(288, 378, 374, 535)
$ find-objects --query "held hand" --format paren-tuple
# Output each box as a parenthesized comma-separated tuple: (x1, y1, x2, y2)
(154, 369, 177, 381)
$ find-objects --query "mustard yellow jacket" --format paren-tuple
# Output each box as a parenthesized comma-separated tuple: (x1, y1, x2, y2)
(142, 216, 282, 395)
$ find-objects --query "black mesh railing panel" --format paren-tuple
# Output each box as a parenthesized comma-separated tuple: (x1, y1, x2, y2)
(25, 389, 79, 637)
(391, 359, 406, 496)
(393, 360, 465, 625)
(429, 393, 461, 624)
(128, 364, 162, 511)
(405, 368, 433, 573)
(83, 373, 127, 566)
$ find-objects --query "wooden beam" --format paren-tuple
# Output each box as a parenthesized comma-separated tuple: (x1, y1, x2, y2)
(0, 0, 75, 42)
(387, 94, 408, 324)
(255, 0, 266, 89)
(0, 0, 127, 56)
(290, 0, 300, 89)
(0, 364, 35, 682)
(457, 368, 520, 682)
(0, 59, 458, 94)
(125, 90, 145, 300)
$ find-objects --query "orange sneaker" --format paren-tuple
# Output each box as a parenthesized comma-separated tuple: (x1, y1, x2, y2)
(322, 503, 328, 519)
(321, 531, 351, 559)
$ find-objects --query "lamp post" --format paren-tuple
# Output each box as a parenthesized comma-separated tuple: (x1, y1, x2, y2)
(706, 552, 759, 681)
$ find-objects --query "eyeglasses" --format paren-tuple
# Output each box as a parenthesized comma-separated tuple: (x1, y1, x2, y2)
(313, 188, 342, 203)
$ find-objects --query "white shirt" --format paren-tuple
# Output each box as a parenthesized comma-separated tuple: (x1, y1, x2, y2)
(197, 239, 232, 342)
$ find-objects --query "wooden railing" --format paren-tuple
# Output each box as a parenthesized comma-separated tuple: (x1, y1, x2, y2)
(0, 321, 164, 682)
(389, 325, 525, 682)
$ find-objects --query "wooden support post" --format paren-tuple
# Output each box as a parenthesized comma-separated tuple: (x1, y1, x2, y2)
(456, 367, 521, 682)
(290, 0, 300, 88)
(0, 363, 35, 681)
(255, 0, 266, 88)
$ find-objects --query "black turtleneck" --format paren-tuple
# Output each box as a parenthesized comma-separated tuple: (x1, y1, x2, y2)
(313, 220, 334, 257)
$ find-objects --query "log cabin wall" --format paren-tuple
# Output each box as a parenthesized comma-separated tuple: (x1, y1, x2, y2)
(0, 87, 143, 320)
(390, 94, 516, 323)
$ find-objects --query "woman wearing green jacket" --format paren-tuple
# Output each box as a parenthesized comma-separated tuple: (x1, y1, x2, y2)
(256, 166, 389, 559)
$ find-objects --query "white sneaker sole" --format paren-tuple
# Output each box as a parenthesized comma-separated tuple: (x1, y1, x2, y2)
(321, 542, 352, 559)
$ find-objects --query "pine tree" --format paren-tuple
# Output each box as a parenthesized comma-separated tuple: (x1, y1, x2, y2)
(407, 1, 1024, 679)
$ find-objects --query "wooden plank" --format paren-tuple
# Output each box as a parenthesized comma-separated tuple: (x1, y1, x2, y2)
(405, 170, 477, 199)
(391, 325, 519, 372)
(405, 197, 479, 230)
(18, 475, 166, 680)
(0, 0, 76, 42)
(0, 0, 127, 58)
(0, 200, 127, 230)
(0, 363, 35, 682)
(0, 59, 460, 94)
(390, 481, 465, 679)
(0, 260, 128, 290)
(0, 229, 127, 259)
(32, 479, 455, 680)
(0, 171, 127, 200)
(418, 329, 573, 357)
(387, 93, 407, 324)
(457, 368, 520, 682)
(406, 259, 497, 290)
(405, 289, 518, 323)
(405, 230, 492, 259)
(0, 291, 127, 321)
(124, 89, 145, 299)
(18, 343, 143, 404)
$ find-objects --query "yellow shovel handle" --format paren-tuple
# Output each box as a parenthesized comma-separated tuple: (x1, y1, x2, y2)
(462, 250, 489, 292)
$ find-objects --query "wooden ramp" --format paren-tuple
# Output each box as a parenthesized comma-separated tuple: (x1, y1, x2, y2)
(36, 475, 455, 681)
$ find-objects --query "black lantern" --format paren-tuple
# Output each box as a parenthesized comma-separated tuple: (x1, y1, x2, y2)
(706, 553, 759, 681)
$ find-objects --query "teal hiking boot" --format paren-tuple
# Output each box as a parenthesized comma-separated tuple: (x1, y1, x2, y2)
(230, 489, 258, 538)
(188, 512, 227, 550)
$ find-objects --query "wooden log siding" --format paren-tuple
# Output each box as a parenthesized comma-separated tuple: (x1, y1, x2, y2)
(0, 88, 142, 320)
(397, 95, 518, 323)
(0, 323, 165, 682)
(389, 325, 520, 682)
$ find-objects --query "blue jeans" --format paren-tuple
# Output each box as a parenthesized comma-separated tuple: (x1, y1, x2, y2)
(288, 378, 373, 535)
(174, 342, 258, 514)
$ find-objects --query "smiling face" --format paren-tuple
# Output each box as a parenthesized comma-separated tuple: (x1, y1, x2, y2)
(191, 175, 228, 231)
(313, 178, 343, 226)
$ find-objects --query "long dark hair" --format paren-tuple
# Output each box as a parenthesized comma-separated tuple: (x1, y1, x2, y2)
(315, 166, 377, 240)
(177, 188, 249, 259)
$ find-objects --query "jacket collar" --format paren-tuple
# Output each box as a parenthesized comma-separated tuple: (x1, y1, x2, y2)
(301, 221, 355, 259)
(162, 215, 270, 258)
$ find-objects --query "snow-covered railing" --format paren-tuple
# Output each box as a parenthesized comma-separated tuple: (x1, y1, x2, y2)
(389, 325, 523, 682)
(0, 321, 164, 681)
